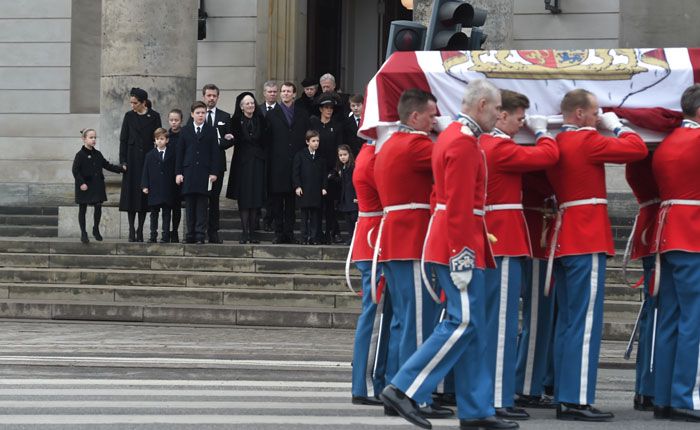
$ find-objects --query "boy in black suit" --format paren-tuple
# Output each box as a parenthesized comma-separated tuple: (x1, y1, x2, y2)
(293, 130, 327, 245)
(175, 101, 221, 244)
(141, 128, 177, 243)
(343, 94, 365, 156)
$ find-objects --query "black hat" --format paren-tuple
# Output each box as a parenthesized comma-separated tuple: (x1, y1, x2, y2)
(301, 77, 317, 88)
(316, 92, 338, 108)
(130, 87, 148, 102)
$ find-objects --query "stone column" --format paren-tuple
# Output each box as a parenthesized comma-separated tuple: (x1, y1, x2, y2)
(99, 0, 198, 162)
(413, 0, 513, 49)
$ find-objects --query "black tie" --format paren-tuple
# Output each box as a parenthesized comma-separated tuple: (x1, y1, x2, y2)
(267, 105, 272, 112)
(160, 150, 165, 161)
(356, 117, 360, 127)
(207, 111, 213, 127)
(196, 126, 201, 137)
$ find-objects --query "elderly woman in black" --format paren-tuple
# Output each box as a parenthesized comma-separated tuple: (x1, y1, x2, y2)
(226, 92, 267, 244)
(119, 87, 162, 242)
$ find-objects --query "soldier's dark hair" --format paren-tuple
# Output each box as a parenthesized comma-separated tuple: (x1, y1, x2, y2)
(500, 89, 530, 113)
(397, 89, 437, 123)
(305, 129, 320, 141)
(681, 84, 700, 118)
(169, 108, 183, 119)
(202, 84, 220, 96)
(191, 100, 207, 113)
(349, 94, 364, 104)
(560, 89, 594, 115)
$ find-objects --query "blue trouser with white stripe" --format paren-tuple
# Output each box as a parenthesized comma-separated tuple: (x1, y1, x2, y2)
(552, 253, 606, 405)
(351, 261, 395, 398)
(485, 256, 523, 408)
(382, 260, 441, 375)
(516, 257, 556, 397)
(392, 264, 494, 419)
(654, 251, 700, 409)
(635, 256, 655, 398)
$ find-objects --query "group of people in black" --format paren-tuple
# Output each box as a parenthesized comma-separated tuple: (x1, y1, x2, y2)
(71, 74, 364, 245)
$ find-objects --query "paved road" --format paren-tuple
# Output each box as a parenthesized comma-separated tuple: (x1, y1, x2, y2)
(0, 320, 693, 429)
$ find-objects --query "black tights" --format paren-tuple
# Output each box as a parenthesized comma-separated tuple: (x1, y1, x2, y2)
(239, 208, 256, 235)
(127, 210, 147, 233)
(78, 203, 102, 233)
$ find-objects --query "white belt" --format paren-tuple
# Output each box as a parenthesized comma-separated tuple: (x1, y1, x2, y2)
(639, 198, 661, 209)
(358, 211, 383, 217)
(485, 203, 524, 212)
(652, 199, 700, 297)
(383, 203, 430, 213)
(434, 203, 483, 216)
(558, 198, 607, 210)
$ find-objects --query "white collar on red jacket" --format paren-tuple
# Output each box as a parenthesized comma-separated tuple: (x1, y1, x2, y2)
(681, 119, 700, 128)
(397, 123, 428, 135)
(561, 124, 596, 132)
(490, 128, 510, 138)
(457, 113, 483, 137)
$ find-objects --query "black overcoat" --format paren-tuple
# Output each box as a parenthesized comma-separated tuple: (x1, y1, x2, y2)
(292, 149, 327, 209)
(118, 108, 162, 211)
(175, 123, 221, 196)
(309, 116, 344, 173)
(141, 147, 177, 207)
(337, 164, 358, 213)
(72, 146, 122, 205)
(343, 114, 364, 156)
(265, 104, 310, 193)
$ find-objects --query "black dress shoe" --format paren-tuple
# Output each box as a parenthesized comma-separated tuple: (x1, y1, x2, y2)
(272, 236, 285, 244)
(92, 227, 103, 241)
(80, 231, 89, 244)
(418, 404, 454, 419)
(170, 231, 179, 243)
(136, 230, 144, 242)
(654, 406, 672, 419)
(196, 239, 205, 244)
(556, 403, 614, 421)
(128, 231, 136, 242)
(249, 237, 260, 244)
(208, 234, 223, 244)
(332, 234, 344, 244)
(159, 238, 169, 243)
(515, 394, 557, 409)
(460, 415, 519, 429)
(496, 407, 530, 420)
(148, 236, 157, 243)
(351, 396, 383, 406)
(433, 392, 456, 407)
(384, 405, 399, 416)
(379, 385, 432, 429)
(671, 408, 700, 422)
(634, 394, 654, 411)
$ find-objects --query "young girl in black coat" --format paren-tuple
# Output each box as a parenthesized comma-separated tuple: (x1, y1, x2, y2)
(335, 144, 358, 245)
(72, 128, 124, 243)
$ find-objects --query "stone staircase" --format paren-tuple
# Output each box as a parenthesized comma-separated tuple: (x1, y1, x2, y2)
(0, 206, 58, 238)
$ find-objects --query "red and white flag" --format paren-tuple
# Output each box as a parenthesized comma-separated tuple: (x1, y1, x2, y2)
(359, 48, 700, 144)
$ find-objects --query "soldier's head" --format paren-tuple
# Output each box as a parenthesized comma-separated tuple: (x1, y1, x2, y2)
(681, 84, 700, 120)
(561, 89, 598, 128)
(397, 89, 438, 134)
(496, 90, 529, 137)
(460, 79, 501, 132)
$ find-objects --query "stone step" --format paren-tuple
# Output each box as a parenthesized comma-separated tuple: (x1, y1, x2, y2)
(0, 206, 58, 216)
(0, 214, 58, 226)
(0, 267, 353, 293)
(0, 283, 361, 310)
(0, 226, 58, 237)
(219, 229, 353, 243)
(0, 299, 359, 329)
(219, 218, 351, 230)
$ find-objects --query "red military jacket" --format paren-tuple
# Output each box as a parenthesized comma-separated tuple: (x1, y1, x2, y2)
(522, 171, 556, 260)
(481, 131, 559, 257)
(546, 126, 647, 257)
(351, 143, 382, 262)
(625, 153, 660, 259)
(424, 119, 493, 270)
(651, 122, 700, 254)
(374, 129, 433, 261)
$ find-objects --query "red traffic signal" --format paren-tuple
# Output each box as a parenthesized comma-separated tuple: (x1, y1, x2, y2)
(386, 20, 427, 60)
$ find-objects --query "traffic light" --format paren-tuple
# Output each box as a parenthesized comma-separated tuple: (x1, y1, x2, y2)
(424, 0, 487, 51)
(386, 20, 427, 60)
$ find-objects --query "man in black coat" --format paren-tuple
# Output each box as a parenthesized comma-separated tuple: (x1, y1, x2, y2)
(175, 101, 221, 244)
(202, 84, 234, 244)
(265, 81, 310, 243)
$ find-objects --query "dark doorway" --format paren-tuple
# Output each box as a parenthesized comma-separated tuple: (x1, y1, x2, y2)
(306, 0, 343, 85)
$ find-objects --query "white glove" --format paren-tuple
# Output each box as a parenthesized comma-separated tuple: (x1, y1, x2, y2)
(434, 116, 453, 133)
(525, 115, 549, 135)
(598, 112, 623, 131)
(450, 270, 473, 292)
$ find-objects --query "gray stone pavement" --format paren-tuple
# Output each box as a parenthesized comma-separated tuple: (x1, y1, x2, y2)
(0, 320, 693, 429)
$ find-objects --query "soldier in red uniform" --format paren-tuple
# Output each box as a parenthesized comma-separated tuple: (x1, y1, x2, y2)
(546, 89, 647, 421)
(348, 142, 394, 406)
(373, 89, 451, 420)
(624, 153, 659, 413)
(480, 90, 559, 420)
(381, 80, 520, 430)
(651, 84, 700, 422)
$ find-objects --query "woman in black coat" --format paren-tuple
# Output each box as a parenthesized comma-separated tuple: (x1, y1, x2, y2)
(118, 87, 162, 242)
(72, 128, 123, 243)
(226, 92, 267, 243)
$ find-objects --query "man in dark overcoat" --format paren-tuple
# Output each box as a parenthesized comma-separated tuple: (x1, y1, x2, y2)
(175, 101, 221, 244)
